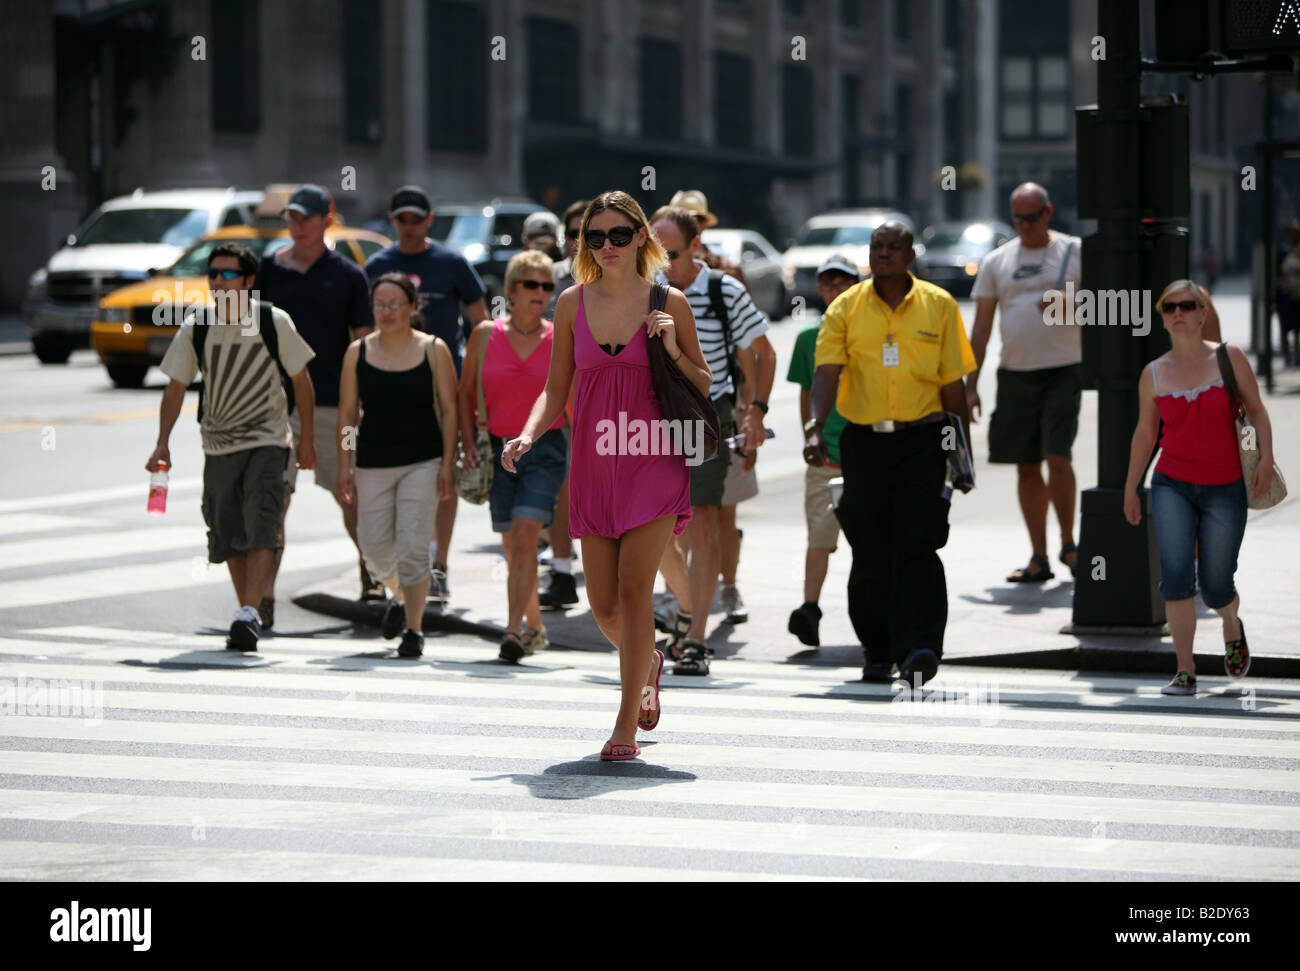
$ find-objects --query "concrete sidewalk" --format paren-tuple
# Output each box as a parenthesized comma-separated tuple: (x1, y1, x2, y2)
(295, 280, 1300, 678)
(0, 314, 30, 357)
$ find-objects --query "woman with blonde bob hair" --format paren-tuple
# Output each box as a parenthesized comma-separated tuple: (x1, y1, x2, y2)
(500, 190, 712, 760)
(1123, 279, 1274, 695)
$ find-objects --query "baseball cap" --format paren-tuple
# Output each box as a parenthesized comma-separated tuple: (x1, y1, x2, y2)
(390, 185, 431, 218)
(523, 211, 561, 239)
(669, 189, 718, 228)
(817, 253, 861, 280)
(281, 184, 333, 218)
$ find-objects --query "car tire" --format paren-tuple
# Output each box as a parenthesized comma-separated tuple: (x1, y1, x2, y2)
(32, 333, 73, 364)
(106, 364, 149, 388)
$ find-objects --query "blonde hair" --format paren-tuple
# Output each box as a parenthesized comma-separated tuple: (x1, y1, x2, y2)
(505, 249, 554, 293)
(572, 190, 669, 285)
(1157, 278, 1209, 311)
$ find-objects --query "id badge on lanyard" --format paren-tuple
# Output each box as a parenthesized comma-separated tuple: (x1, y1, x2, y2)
(882, 341, 900, 367)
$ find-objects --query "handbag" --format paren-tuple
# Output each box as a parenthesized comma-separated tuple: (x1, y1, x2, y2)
(1215, 343, 1287, 510)
(453, 326, 494, 504)
(645, 283, 721, 463)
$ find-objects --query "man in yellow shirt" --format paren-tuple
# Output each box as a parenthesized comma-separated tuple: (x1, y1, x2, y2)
(805, 222, 976, 686)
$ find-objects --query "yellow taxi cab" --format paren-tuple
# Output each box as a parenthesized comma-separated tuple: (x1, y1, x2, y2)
(91, 199, 391, 387)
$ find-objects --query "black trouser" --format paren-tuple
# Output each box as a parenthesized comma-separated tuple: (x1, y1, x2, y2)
(835, 421, 951, 667)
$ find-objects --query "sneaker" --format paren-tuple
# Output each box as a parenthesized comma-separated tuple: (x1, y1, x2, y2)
(861, 661, 894, 683)
(653, 593, 679, 633)
(397, 629, 424, 658)
(898, 648, 940, 688)
(499, 630, 525, 663)
(226, 615, 260, 652)
(428, 563, 449, 603)
(788, 602, 822, 647)
(1224, 620, 1250, 679)
(360, 564, 386, 602)
(522, 625, 550, 654)
(1160, 671, 1197, 696)
(257, 596, 275, 631)
(380, 599, 405, 640)
(720, 585, 748, 624)
(538, 570, 578, 608)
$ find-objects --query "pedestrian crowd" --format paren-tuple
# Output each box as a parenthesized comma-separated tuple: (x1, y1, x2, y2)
(145, 178, 1280, 759)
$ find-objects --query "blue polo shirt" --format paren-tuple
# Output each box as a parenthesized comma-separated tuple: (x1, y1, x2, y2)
(257, 248, 372, 407)
(364, 239, 486, 372)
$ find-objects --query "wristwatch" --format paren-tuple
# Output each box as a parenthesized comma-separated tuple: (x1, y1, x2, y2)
(749, 400, 769, 415)
(804, 417, 823, 435)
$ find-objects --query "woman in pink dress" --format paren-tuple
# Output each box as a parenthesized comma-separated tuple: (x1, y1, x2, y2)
(501, 191, 711, 761)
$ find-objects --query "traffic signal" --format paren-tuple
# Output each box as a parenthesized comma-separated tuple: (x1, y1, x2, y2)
(1156, 0, 1300, 60)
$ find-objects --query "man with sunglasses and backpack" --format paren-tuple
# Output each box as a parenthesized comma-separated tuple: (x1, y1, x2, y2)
(365, 185, 490, 606)
(147, 243, 316, 653)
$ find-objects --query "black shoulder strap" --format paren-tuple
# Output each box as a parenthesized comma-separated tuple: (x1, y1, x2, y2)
(707, 270, 730, 337)
(258, 300, 296, 415)
(190, 306, 209, 422)
(1216, 343, 1244, 419)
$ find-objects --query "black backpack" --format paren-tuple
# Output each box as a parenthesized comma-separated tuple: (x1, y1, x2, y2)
(705, 269, 743, 401)
(190, 301, 295, 421)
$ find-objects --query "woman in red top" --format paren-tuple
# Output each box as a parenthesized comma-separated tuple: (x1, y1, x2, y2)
(460, 251, 565, 660)
(1124, 280, 1275, 695)
(500, 191, 711, 761)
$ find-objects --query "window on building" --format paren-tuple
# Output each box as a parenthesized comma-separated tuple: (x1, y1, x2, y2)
(527, 17, 580, 124)
(640, 38, 683, 140)
(840, 0, 860, 28)
(783, 64, 813, 157)
(784, 0, 806, 19)
(999, 0, 1069, 141)
(894, 0, 910, 43)
(211, 0, 260, 133)
(427, 0, 488, 151)
(843, 74, 861, 204)
(895, 85, 913, 205)
(714, 52, 753, 149)
(944, 0, 962, 53)
(343, 0, 382, 144)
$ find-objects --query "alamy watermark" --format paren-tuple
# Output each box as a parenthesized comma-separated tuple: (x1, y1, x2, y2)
(0, 675, 104, 724)
(149, 283, 264, 336)
(1041, 283, 1151, 337)
(594, 412, 709, 467)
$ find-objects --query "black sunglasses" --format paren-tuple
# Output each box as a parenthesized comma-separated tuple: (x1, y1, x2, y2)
(565, 228, 581, 240)
(1011, 206, 1047, 224)
(1161, 299, 1199, 313)
(207, 268, 244, 280)
(666, 249, 683, 260)
(584, 226, 636, 250)
(517, 279, 556, 292)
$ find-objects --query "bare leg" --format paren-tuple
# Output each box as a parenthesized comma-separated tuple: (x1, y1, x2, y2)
(658, 536, 693, 614)
(240, 548, 275, 608)
(1166, 597, 1197, 674)
(1045, 454, 1077, 565)
(552, 474, 572, 559)
(506, 518, 542, 633)
(804, 547, 832, 604)
(1016, 463, 1049, 563)
(719, 504, 740, 586)
(227, 557, 246, 604)
(1214, 593, 1241, 642)
(434, 492, 457, 569)
(581, 534, 622, 647)
(402, 578, 429, 630)
(686, 505, 721, 641)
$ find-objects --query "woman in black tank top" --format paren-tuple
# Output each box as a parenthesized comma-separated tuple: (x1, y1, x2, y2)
(337, 273, 459, 658)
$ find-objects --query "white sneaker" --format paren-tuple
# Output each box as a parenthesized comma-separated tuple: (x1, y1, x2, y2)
(720, 585, 747, 624)
(522, 626, 549, 654)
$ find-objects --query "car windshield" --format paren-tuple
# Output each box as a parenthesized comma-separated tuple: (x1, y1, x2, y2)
(796, 224, 877, 247)
(922, 225, 995, 248)
(701, 233, 741, 263)
(169, 237, 276, 276)
(432, 212, 491, 250)
(74, 208, 211, 248)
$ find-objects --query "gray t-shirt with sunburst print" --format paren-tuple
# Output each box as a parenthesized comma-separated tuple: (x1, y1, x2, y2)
(160, 300, 315, 456)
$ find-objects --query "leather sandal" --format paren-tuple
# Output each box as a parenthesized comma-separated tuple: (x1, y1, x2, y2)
(1059, 543, 1079, 578)
(1007, 554, 1054, 583)
(672, 639, 710, 676)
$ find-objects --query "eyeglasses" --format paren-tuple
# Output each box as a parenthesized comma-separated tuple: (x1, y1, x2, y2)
(517, 279, 556, 291)
(566, 228, 582, 240)
(373, 301, 409, 312)
(666, 249, 682, 260)
(1011, 207, 1047, 224)
(584, 226, 636, 250)
(1161, 299, 1199, 313)
(207, 268, 244, 280)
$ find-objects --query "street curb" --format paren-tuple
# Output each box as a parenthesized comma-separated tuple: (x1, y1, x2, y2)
(294, 586, 1299, 677)
(0, 342, 30, 358)
(947, 647, 1300, 679)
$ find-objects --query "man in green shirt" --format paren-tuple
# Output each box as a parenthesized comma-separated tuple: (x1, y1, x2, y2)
(786, 254, 859, 647)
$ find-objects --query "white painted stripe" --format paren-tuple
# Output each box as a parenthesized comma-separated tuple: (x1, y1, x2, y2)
(2, 654, 1297, 733)
(2, 727, 1296, 794)
(0, 513, 106, 537)
(0, 840, 819, 882)
(0, 478, 202, 514)
(0, 787, 1293, 879)
(0, 529, 205, 570)
(0, 537, 357, 608)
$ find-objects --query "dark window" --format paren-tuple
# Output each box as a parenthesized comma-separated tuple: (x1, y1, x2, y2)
(343, 0, 382, 143)
(783, 64, 813, 157)
(999, 0, 1069, 140)
(843, 74, 861, 204)
(944, 0, 962, 53)
(527, 17, 580, 124)
(714, 52, 753, 149)
(220, 208, 244, 227)
(840, 0, 859, 28)
(894, 0, 909, 43)
(784, 0, 806, 19)
(211, 0, 260, 133)
(427, 0, 488, 151)
(640, 38, 683, 140)
(895, 85, 913, 205)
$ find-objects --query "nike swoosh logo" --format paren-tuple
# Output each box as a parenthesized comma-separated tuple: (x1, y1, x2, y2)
(1012, 265, 1043, 279)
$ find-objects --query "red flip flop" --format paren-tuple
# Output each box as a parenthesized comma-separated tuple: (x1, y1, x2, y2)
(600, 740, 641, 761)
(639, 649, 664, 731)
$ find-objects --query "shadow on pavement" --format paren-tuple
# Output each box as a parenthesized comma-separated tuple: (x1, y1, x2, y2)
(475, 759, 697, 799)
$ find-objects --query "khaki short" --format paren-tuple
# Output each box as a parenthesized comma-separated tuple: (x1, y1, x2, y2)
(805, 463, 841, 551)
(288, 405, 351, 495)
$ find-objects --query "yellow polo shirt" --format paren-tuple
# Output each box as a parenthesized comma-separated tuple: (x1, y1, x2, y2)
(814, 274, 976, 425)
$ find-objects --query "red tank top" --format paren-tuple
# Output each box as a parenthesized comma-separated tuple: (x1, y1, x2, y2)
(1152, 362, 1241, 486)
(481, 317, 564, 439)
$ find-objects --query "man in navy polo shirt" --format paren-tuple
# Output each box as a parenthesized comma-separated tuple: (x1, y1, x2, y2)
(258, 183, 379, 611)
(365, 185, 488, 604)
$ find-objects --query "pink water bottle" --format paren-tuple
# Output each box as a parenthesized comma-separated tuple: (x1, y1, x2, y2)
(147, 460, 169, 515)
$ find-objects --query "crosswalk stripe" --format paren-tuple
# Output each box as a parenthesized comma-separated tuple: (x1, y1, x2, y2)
(0, 529, 203, 570)
(0, 478, 202, 514)
(1, 788, 1294, 879)
(0, 513, 106, 537)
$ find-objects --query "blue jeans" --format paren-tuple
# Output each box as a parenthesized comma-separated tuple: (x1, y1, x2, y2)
(489, 429, 568, 533)
(1150, 471, 1246, 608)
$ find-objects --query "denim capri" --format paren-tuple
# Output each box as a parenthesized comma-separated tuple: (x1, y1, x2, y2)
(1150, 470, 1247, 608)
(489, 429, 569, 533)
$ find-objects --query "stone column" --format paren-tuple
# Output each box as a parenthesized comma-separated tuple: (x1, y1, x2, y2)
(971, 0, 999, 219)
(143, 0, 221, 188)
